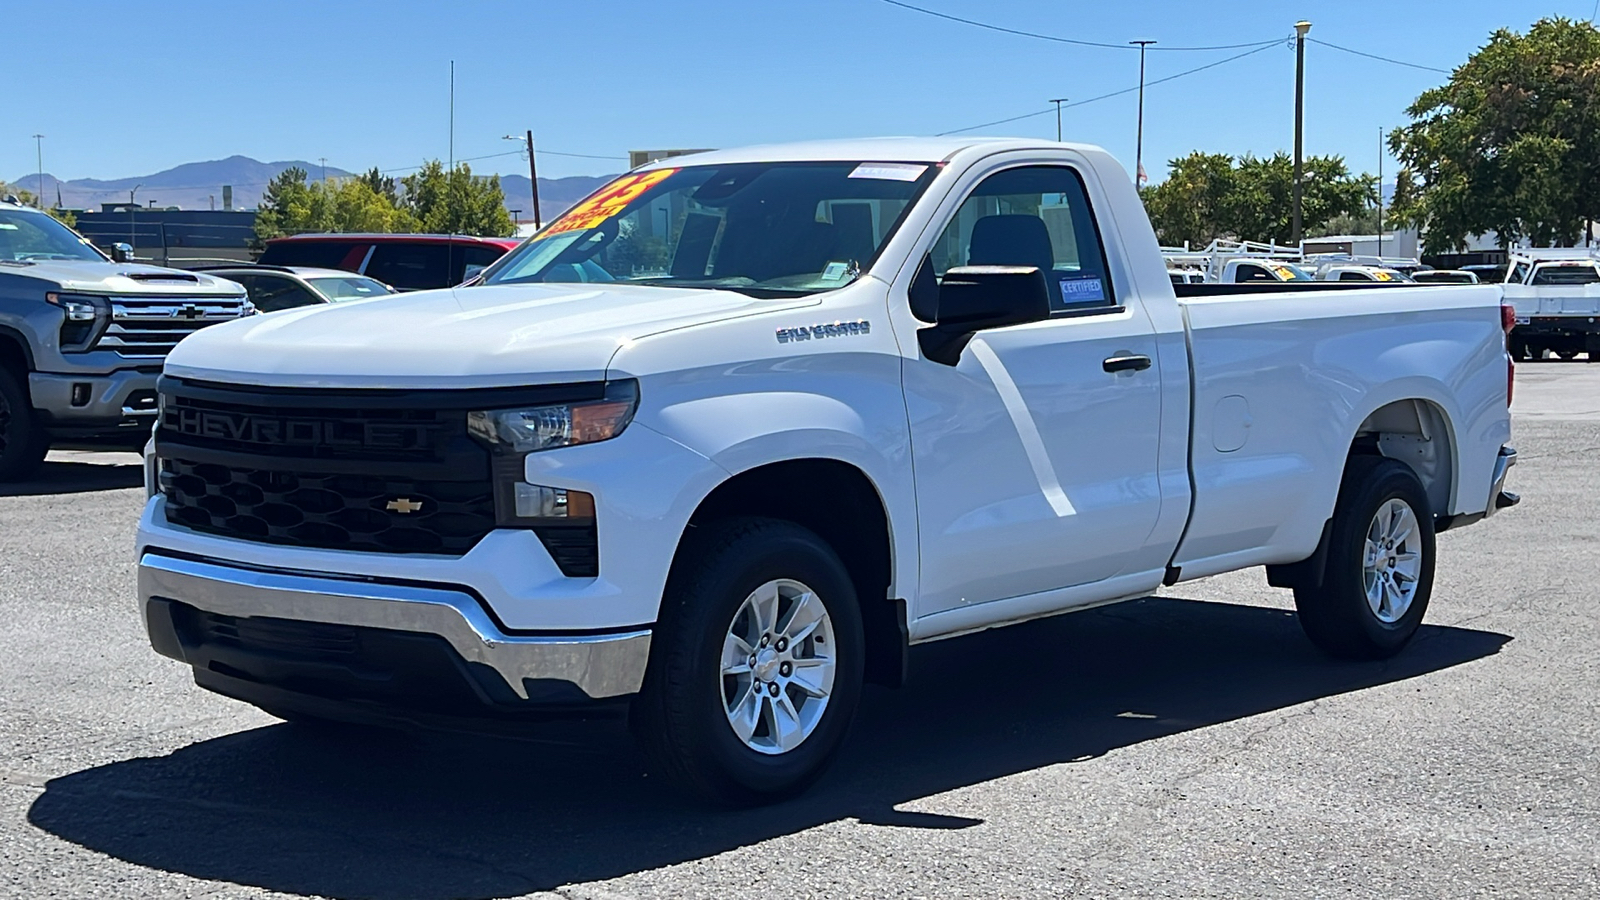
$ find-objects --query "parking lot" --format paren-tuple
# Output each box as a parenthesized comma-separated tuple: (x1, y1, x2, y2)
(0, 363, 1594, 900)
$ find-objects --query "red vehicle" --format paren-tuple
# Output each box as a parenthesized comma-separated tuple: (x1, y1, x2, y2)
(257, 234, 521, 291)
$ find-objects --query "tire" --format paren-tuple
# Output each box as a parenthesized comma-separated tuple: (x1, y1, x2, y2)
(1294, 456, 1436, 660)
(632, 517, 865, 805)
(0, 367, 48, 482)
(1557, 348, 1579, 361)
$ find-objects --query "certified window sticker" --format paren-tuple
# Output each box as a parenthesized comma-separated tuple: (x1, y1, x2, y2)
(1058, 275, 1107, 306)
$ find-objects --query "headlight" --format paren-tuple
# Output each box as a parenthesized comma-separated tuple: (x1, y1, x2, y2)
(466, 381, 637, 578)
(467, 380, 638, 454)
(45, 292, 108, 350)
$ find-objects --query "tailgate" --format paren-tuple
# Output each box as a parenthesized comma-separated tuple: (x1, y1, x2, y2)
(1503, 284, 1600, 318)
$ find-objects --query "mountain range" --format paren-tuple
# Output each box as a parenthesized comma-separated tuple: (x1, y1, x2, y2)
(8, 156, 615, 221)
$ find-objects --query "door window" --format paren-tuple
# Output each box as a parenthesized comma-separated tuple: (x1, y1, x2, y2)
(929, 165, 1115, 312)
(247, 275, 321, 312)
(365, 243, 451, 290)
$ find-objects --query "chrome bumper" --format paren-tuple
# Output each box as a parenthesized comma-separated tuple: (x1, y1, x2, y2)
(1486, 445, 1519, 517)
(137, 553, 651, 700)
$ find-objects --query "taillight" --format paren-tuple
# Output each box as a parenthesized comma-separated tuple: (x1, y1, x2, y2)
(1501, 304, 1515, 406)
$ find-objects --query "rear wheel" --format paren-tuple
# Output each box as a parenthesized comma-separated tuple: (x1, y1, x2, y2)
(0, 367, 48, 482)
(1294, 456, 1435, 660)
(1507, 336, 1530, 362)
(632, 518, 864, 805)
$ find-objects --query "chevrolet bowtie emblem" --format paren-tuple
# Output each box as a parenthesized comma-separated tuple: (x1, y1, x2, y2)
(385, 497, 423, 514)
(175, 304, 205, 320)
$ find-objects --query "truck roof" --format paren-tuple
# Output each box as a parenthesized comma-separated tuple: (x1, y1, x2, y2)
(635, 137, 1084, 169)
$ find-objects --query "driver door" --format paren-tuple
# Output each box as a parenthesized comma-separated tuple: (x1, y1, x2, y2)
(902, 163, 1169, 617)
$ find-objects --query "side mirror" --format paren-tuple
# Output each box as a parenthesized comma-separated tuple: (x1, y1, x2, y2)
(109, 242, 134, 263)
(917, 265, 1052, 366)
(460, 263, 486, 285)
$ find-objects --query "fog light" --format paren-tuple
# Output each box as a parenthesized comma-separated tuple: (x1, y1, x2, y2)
(70, 383, 91, 406)
(513, 484, 595, 520)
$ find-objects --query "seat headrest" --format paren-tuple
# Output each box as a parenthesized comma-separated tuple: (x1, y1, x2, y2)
(968, 214, 1054, 274)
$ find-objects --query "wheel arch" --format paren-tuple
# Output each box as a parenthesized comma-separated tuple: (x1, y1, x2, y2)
(674, 457, 907, 687)
(1349, 396, 1458, 518)
(0, 325, 33, 380)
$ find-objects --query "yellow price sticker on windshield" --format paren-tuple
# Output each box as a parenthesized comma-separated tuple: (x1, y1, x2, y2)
(540, 168, 679, 237)
(1373, 271, 1393, 281)
(1273, 266, 1296, 280)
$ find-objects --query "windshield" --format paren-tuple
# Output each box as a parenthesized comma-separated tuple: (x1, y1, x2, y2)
(1531, 264, 1600, 285)
(308, 275, 396, 300)
(0, 208, 106, 262)
(482, 161, 938, 296)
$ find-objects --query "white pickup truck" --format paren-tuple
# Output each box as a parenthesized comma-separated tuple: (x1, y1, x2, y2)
(136, 138, 1518, 803)
(1503, 251, 1600, 360)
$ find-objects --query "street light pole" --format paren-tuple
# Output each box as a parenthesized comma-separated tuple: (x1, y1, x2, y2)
(1130, 40, 1156, 187)
(31, 134, 44, 210)
(1049, 98, 1069, 142)
(1292, 20, 1312, 245)
(129, 184, 142, 251)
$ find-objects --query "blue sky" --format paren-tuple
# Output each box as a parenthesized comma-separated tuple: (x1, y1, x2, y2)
(4, 0, 1585, 186)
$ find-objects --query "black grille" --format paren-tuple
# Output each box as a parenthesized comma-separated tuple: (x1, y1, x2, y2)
(154, 377, 611, 559)
(161, 457, 496, 554)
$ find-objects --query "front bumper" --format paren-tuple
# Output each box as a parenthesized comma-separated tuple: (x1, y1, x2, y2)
(138, 552, 652, 708)
(29, 368, 159, 434)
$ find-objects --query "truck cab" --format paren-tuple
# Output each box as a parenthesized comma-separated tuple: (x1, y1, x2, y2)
(0, 200, 252, 478)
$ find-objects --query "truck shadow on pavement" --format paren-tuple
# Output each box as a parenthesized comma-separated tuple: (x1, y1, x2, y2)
(27, 596, 1509, 900)
(0, 459, 143, 497)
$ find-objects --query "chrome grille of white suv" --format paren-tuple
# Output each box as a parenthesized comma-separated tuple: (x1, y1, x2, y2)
(94, 297, 250, 357)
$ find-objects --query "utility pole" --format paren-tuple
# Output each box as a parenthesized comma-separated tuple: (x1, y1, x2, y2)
(319, 157, 328, 183)
(1049, 98, 1068, 142)
(1130, 40, 1156, 187)
(1376, 127, 1384, 258)
(504, 131, 543, 229)
(1292, 21, 1311, 245)
(31, 134, 44, 209)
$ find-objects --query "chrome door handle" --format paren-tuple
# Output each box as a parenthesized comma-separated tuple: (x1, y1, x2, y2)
(1102, 354, 1152, 373)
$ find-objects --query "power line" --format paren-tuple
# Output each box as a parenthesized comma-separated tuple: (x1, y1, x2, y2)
(1306, 38, 1450, 74)
(938, 42, 1278, 135)
(879, 0, 1283, 52)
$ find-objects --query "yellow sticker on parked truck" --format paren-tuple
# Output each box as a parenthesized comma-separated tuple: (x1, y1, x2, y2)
(539, 169, 679, 237)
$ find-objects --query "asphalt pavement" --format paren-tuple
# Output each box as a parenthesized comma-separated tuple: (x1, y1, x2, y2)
(1, 363, 1595, 899)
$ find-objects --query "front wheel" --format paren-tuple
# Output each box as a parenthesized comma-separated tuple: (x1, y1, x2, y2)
(0, 367, 49, 482)
(632, 518, 864, 805)
(1294, 456, 1436, 660)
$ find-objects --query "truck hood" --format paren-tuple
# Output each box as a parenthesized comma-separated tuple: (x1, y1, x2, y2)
(7, 260, 246, 296)
(165, 282, 815, 388)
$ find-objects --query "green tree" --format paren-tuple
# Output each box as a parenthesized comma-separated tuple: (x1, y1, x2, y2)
(401, 160, 514, 237)
(252, 167, 420, 250)
(330, 178, 419, 234)
(252, 166, 320, 248)
(357, 167, 400, 206)
(1389, 17, 1600, 252)
(1141, 152, 1373, 245)
(1138, 152, 1235, 247)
